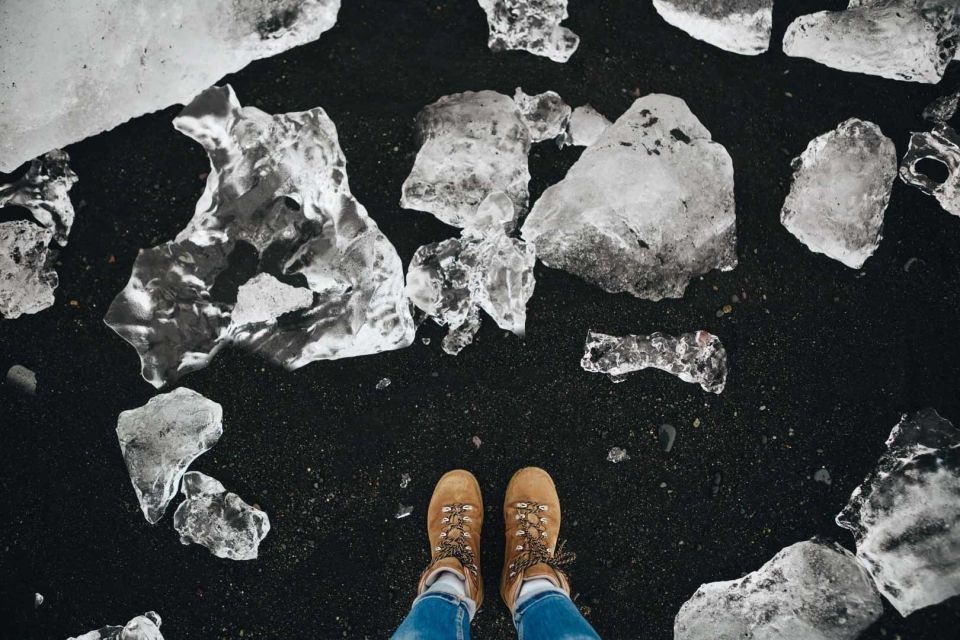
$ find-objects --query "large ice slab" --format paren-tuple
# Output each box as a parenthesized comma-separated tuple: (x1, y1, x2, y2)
(0, 0, 341, 172)
(117, 388, 223, 524)
(105, 86, 414, 387)
(900, 124, 960, 216)
(68, 612, 164, 640)
(674, 539, 882, 640)
(173, 471, 271, 560)
(652, 0, 773, 55)
(781, 119, 896, 269)
(836, 408, 960, 616)
(522, 94, 737, 300)
(476, 0, 580, 62)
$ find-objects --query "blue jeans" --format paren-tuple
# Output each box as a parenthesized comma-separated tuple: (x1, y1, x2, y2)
(392, 590, 600, 639)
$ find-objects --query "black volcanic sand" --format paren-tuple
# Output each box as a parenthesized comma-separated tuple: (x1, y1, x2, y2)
(2, 1, 960, 638)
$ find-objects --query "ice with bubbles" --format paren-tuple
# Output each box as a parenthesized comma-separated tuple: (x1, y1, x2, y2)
(476, 0, 580, 62)
(513, 88, 571, 143)
(652, 0, 773, 55)
(900, 124, 960, 217)
(67, 612, 164, 640)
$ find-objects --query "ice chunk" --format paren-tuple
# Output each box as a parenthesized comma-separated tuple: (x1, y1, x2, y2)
(522, 94, 736, 300)
(105, 86, 414, 387)
(782, 0, 960, 84)
(562, 105, 611, 148)
(401, 91, 531, 229)
(900, 124, 960, 216)
(780, 119, 896, 269)
(406, 193, 536, 355)
(117, 387, 223, 524)
(400, 473, 412, 488)
(923, 88, 960, 124)
(0, 0, 341, 172)
(476, 0, 580, 62)
(581, 330, 727, 394)
(5, 364, 37, 395)
(396, 504, 414, 519)
(607, 447, 630, 463)
(173, 471, 270, 561)
(376, 377, 392, 390)
(0, 149, 78, 245)
(652, 0, 773, 55)
(836, 408, 960, 615)
(513, 88, 571, 143)
(67, 612, 163, 640)
(34, 593, 43, 608)
(674, 539, 882, 640)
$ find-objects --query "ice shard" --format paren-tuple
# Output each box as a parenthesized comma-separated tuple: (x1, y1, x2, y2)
(923, 88, 960, 124)
(67, 612, 164, 640)
(581, 330, 727, 393)
(476, 0, 580, 62)
(522, 94, 737, 300)
(0, 0, 341, 172)
(117, 388, 223, 524)
(836, 408, 960, 616)
(674, 540, 882, 640)
(406, 193, 536, 355)
(782, 0, 960, 84)
(780, 119, 897, 269)
(401, 90, 531, 229)
(5, 364, 37, 395)
(562, 105, 611, 148)
(652, 0, 773, 55)
(173, 471, 270, 560)
(900, 124, 960, 216)
(513, 88, 572, 143)
(105, 86, 414, 387)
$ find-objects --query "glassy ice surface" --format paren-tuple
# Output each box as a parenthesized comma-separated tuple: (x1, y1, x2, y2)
(116, 388, 223, 524)
(836, 408, 960, 616)
(783, 0, 959, 83)
(0, 0, 341, 172)
(674, 540, 882, 640)
(0, 150, 77, 318)
(173, 471, 271, 561)
(105, 86, 414, 387)
(652, 0, 773, 55)
(581, 330, 728, 394)
(562, 105, 611, 148)
(476, 0, 580, 62)
(513, 88, 571, 143)
(401, 91, 531, 229)
(67, 612, 163, 640)
(522, 94, 737, 300)
(900, 124, 960, 216)
(5, 364, 37, 395)
(781, 119, 896, 269)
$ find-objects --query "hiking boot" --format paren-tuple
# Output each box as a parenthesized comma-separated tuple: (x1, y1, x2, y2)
(416, 469, 484, 607)
(500, 467, 576, 610)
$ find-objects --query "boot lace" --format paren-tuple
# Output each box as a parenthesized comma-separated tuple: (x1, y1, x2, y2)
(507, 501, 576, 578)
(429, 503, 479, 577)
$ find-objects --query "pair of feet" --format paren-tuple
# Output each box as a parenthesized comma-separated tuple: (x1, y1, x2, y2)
(417, 467, 577, 612)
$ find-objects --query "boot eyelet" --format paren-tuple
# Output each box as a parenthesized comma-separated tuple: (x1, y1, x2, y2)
(442, 506, 452, 513)
(538, 505, 548, 511)
(516, 544, 524, 551)
(517, 502, 528, 508)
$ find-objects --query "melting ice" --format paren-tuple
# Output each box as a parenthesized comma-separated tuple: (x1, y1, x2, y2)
(901, 124, 960, 217)
(652, 0, 773, 55)
(476, 0, 580, 62)
(67, 612, 164, 640)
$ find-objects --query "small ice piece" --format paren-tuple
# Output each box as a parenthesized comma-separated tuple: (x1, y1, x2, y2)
(522, 94, 737, 300)
(117, 388, 223, 524)
(376, 377, 392, 390)
(652, 0, 773, 55)
(173, 471, 270, 561)
(780, 119, 897, 269)
(782, 0, 960, 84)
(67, 612, 164, 640)
(900, 124, 960, 216)
(400, 473, 411, 488)
(923, 88, 960, 124)
(34, 593, 43, 608)
(813, 468, 832, 485)
(513, 88, 571, 143)
(562, 105, 611, 148)
(659, 424, 677, 452)
(5, 364, 37, 395)
(396, 504, 414, 519)
(607, 447, 630, 463)
(230, 273, 313, 326)
(476, 0, 580, 62)
(471, 435, 483, 449)
(0, 149, 78, 245)
(674, 539, 882, 640)
(401, 91, 531, 229)
(836, 408, 960, 615)
(581, 330, 728, 394)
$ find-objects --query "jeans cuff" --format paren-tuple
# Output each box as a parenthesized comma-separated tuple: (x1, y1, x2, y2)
(413, 589, 477, 621)
(513, 589, 570, 624)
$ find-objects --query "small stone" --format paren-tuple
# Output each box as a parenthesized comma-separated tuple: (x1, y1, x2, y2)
(400, 473, 411, 489)
(396, 504, 414, 519)
(607, 447, 631, 463)
(471, 435, 483, 449)
(34, 593, 43, 608)
(813, 468, 832, 485)
(659, 424, 677, 452)
(5, 365, 37, 396)
(376, 377, 392, 390)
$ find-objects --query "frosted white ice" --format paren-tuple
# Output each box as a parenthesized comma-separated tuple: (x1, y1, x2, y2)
(231, 273, 314, 326)
(477, 0, 580, 62)
(67, 612, 163, 640)
(562, 105, 611, 148)
(900, 124, 960, 216)
(513, 88, 571, 143)
(652, 0, 773, 55)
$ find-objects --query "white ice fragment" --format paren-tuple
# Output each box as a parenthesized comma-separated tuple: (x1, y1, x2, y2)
(105, 86, 414, 387)
(780, 119, 896, 269)
(900, 124, 960, 216)
(581, 330, 728, 394)
(34, 593, 43, 608)
(0, 0, 341, 172)
(67, 611, 163, 640)
(836, 408, 960, 616)
(471, 435, 483, 449)
(477, 0, 580, 62)
(117, 388, 223, 524)
(607, 447, 630, 463)
(400, 473, 411, 488)
(173, 471, 270, 561)
(562, 105, 611, 148)
(813, 468, 832, 485)
(782, 0, 960, 84)
(376, 377, 392, 390)
(230, 273, 313, 326)
(401, 91, 531, 229)
(0, 149, 78, 245)
(513, 88, 571, 143)
(652, 0, 773, 55)
(923, 88, 960, 124)
(6, 364, 37, 395)
(396, 504, 414, 519)
(674, 539, 882, 640)
(522, 94, 737, 300)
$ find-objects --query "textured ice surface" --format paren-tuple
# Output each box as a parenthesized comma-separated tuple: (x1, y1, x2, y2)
(0, 0, 341, 172)
(406, 193, 536, 355)
(522, 94, 737, 300)
(674, 539, 882, 640)
(173, 471, 270, 560)
(607, 447, 630, 463)
(923, 88, 960, 123)
(0, 150, 77, 318)
(401, 90, 531, 229)
(67, 612, 163, 640)
(783, 0, 960, 83)
(105, 86, 414, 387)
(477, 0, 580, 62)
(836, 408, 960, 615)
(117, 388, 223, 524)
(562, 105, 611, 147)
(5, 364, 36, 395)
(652, 0, 773, 55)
(582, 330, 727, 393)
(901, 124, 960, 216)
(781, 119, 897, 269)
(513, 88, 571, 143)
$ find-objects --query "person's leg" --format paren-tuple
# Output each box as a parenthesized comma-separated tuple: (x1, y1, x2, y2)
(513, 589, 600, 640)
(391, 590, 471, 640)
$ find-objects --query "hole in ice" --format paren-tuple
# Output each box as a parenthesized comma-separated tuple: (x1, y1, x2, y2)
(915, 157, 950, 185)
(281, 196, 301, 212)
(0, 205, 39, 225)
(210, 240, 260, 304)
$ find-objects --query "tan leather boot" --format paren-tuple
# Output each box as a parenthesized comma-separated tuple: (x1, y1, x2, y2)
(500, 467, 576, 610)
(416, 470, 484, 608)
